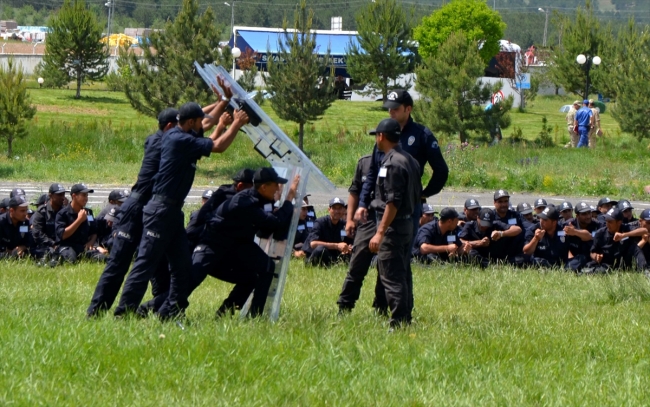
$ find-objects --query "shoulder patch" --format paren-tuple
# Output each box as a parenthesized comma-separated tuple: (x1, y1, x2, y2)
(408, 136, 415, 146)
(431, 141, 439, 149)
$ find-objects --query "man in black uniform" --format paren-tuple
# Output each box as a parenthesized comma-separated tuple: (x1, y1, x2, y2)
(596, 197, 617, 224)
(97, 190, 128, 221)
(419, 204, 436, 227)
(185, 189, 213, 249)
(0, 195, 32, 259)
(303, 197, 351, 267)
(563, 202, 599, 272)
(516, 202, 535, 229)
(412, 207, 468, 264)
(459, 208, 513, 268)
(638, 209, 650, 265)
(293, 200, 311, 257)
(523, 206, 569, 267)
(0, 198, 10, 214)
(183, 168, 299, 317)
(584, 208, 647, 274)
(491, 190, 524, 264)
(116, 102, 249, 319)
(366, 118, 420, 328)
(54, 183, 107, 264)
(558, 201, 573, 224)
(617, 200, 640, 228)
(533, 198, 547, 215)
(31, 183, 67, 260)
(459, 198, 481, 227)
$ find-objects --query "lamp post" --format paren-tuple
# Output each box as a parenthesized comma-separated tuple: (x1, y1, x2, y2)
(576, 53, 601, 100)
(538, 8, 549, 47)
(224, 1, 240, 79)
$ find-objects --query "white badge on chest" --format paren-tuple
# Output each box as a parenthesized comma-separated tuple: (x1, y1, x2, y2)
(447, 235, 456, 243)
(87, 215, 94, 222)
(378, 167, 387, 178)
(307, 221, 314, 228)
(264, 204, 273, 212)
(19, 225, 29, 233)
(507, 218, 517, 225)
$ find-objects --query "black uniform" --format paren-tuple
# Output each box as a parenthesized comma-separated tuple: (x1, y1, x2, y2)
(186, 188, 294, 316)
(458, 220, 509, 268)
(564, 218, 599, 271)
(585, 225, 647, 273)
(303, 215, 347, 266)
(30, 202, 62, 259)
(293, 219, 310, 250)
(492, 210, 525, 263)
(54, 206, 104, 263)
(115, 127, 214, 317)
(186, 183, 238, 249)
(0, 212, 31, 259)
(524, 225, 570, 267)
(412, 220, 462, 263)
(87, 130, 167, 316)
(371, 144, 420, 327)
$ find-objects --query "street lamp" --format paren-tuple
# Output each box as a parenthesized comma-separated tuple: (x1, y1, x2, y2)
(224, 1, 238, 79)
(576, 53, 601, 100)
(538, 8, 549, 47)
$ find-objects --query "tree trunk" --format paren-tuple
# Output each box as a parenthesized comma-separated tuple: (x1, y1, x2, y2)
(7, 138, 12, 158)
(76, 68, 82, 99)
(459, 131, 467, 143)
(299, 122, 304, 152)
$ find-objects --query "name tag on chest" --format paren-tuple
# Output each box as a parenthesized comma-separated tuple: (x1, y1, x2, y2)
(557, 231, 566, 237)
(19, 226, 29, 233)
(592, 231, 596, 237)
(308, 211, 315, 217)
(87, 215, 94, 222)
(507, 218, 517, 225)
(447, 235, 456, 243)
(307, 222, 314, 228)
(297, 225, 305, 231)
(378, 167, 387, 178)
(264, 204, 273, 212)
(340, 230, 347, 238)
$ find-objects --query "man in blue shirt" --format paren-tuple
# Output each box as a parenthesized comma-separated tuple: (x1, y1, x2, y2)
(573, 100, 593, 148)
(113, 101, 249, 318)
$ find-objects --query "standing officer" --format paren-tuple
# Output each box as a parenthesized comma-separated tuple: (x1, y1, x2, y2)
(588, 99, 601, 148)
(303, 197, 351, 267)
(563, 202, 598, 272)
(31, 183, 67, 260)
(566, 100, 580, 147)
(115, 102, 249, 319)
(573, 100, 593, 148)
(0, 195, 32, 259)
(366, 118, 420, 329)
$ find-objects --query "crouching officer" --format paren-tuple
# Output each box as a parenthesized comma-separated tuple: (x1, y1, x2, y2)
(563, 202, 598, 272)
(184, 168, 299, 317)
(523, 206, 569, 268)
(54, 184, 107, 265)
(412, 207, 468, 264)
(0, 195, 32, 259)
(31, 183, 67, 260)
(303, 197, 351, 267)
(367, 119, 420, 329)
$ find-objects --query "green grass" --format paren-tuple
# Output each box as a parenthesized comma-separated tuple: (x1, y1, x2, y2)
(1, 85, 648, 196)
(2, 259, 650, 405)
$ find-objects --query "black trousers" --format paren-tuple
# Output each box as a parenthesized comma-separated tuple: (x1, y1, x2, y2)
(114, 200, 190, 317)
(377, 219, 413, 328)
(583, 245, 648, 273)
(87, 199, 145, 316)
(182, 241, 274, 317)
(305, 246, 350, 267)
(56, 245, 107, 264)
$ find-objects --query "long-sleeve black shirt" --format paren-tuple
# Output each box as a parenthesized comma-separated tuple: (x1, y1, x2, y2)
(30, 202, 62, 248)
(0, 213, 31, 252)
(55, 206, 97, 248)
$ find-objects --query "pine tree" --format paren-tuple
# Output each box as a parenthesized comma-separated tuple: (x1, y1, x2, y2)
(119, 0, 229, 118)
(41, 0, 108, 99)
(264, 0, 336, 152)
(345, 0, 415, 101)
(415, 31, 511, 143)
(0, 58, 36, 158)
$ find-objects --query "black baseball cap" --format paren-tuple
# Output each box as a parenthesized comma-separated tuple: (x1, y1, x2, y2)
(329, 197, 346, 207)
(516, 202, 533, 215)
(32, 194, 47, 207)
(49, 183, 68, 194)
(617, 200, 633, 211)
(598, 197, 617, 207)
(369, 118, 401, 136)
(0, 198, 9, 210)
(640, 209, 650, 221)
(70, 184, 94, 194)
(202, 189, 213, 199)
(178, 102, 213, 121)
(464, 198, 480, 210)
(559, 201, 573, 212)
(9, 195, 29, 208)
(158, 108, 180, 125)
(439, 207, 459, 221)
(105, 207, 118, 223)
(253, 168, 288, 184)
(494, 189, 510, 200)
(422, 203, 435, 214)
(109, 189, 128, 203)
(575, 202, 591, 213)
(604, 208, 624, 221)
(383, 89, 414, 109)
(10, 188, 26, 198)
(479, 208, 494, 227)
(232, 168, 255, 184)
(590, 205, 598, 213)
(538, 206, 560, 221)
(534, 198, 547, 209)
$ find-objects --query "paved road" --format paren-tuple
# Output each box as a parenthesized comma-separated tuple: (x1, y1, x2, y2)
(2, 181, 648, 212)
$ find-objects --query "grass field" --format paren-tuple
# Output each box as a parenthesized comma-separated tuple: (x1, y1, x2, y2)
(0, 84, 648, 197)
(2, 260, 650, 405)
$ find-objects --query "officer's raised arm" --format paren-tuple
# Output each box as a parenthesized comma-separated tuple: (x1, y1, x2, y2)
(209, 109, 249, 153)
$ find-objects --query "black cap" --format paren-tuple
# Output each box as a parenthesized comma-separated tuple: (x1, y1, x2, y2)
(10, 188, 26, 198)
(640, 209, 650, 221)
(0, 198, 9, 210)
(617, 200, 633, 211)
(202, 189, 213, 199)
(179, 102, 212, 121)
(422, 203, 435, 214)
(534, 198, 547, 209)
(8, 195, 29, 208)
(439, 207, 459, 221)
(494, 189, 510, 200)
(383, 89, 414, 109)
(559, 201, 573, 212)
(604, 208, 624, 221)
(575, 202, 591, 213)
(105, 207, 118, 222)
(479, 208, 494, 227)
(253, 167, 288, 184)
(49, 183, 68, 194)
(590, 205, 598, 213)
(158, 108, 180, 125)
(32, 194, 47, 207)
(232, 168, 255, 184)
(369, 118, 401, 136)
(108, 189, 128, 203)
(597, 197, 617, 207)
(516, 202, 533, 215)
(70, 183, 94, 194)
(464, 198, 480, 210)
(538, 206, 560, 221)
(329, 197, 346, 207)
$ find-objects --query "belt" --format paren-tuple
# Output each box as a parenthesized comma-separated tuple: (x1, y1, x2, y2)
(152, 194, 182, 207)
(375, 212, 412, 222)
(129, 191, 149, 203)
